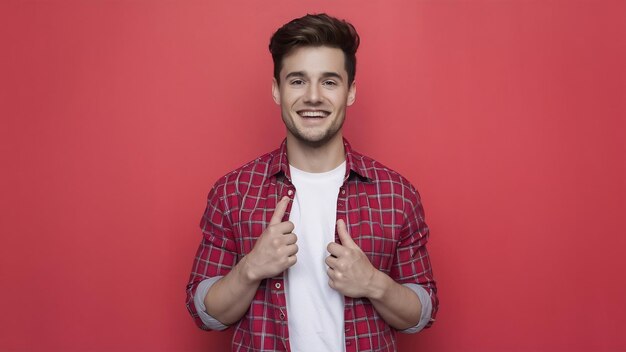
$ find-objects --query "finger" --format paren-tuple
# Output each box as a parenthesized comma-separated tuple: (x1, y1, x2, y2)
(327, 268, 342, 280)
(284, 243, 298, 256)
(327, 267, 335, 279)
(327, 242, 344, 257)
(325, 255, 338, 269)
(273, 221, 295, 235)
(270, 196, 291, 225)
(286, 255, 297, 267)
(283, 233, 297, 245)
(336, 219, 356, 248)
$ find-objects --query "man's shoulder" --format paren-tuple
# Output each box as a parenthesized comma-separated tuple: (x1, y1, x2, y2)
(210, 147, 281, 191)
(349, 148, 417, 191)
(349, 148, 424, 211)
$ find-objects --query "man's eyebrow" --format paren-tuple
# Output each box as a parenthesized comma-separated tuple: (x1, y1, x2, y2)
(285, 71, 306, 79)
(320, 72, 344, 81)
(284, 71, 344, 81)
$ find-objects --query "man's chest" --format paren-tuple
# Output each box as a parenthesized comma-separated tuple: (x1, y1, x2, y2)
(228, 179, 405, 272)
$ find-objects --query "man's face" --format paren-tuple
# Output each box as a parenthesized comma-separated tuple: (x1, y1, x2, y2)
(272, 46, 356, 147)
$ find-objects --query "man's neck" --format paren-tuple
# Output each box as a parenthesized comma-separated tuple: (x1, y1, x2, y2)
(285, 134, 346, 173)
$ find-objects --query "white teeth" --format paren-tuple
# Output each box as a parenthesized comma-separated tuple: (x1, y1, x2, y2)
(299, 111, 328, 117)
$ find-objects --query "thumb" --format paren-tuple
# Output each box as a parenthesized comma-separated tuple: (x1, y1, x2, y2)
(269, 196, 290, 225)
(336, 219, 356, 248)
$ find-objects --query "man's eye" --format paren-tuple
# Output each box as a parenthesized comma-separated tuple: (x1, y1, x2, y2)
(290, 79, 305, 85)
(322, 80, 337, 86)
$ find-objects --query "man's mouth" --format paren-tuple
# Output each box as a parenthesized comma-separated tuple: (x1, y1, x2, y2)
(297, 110, 330, 118)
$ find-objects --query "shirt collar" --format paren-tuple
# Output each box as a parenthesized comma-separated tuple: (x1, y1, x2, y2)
(268, 138, 375, 181)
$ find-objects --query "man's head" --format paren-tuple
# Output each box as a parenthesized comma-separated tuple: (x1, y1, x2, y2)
(269, 14, 360, 148)
(269, 13, 360, 87)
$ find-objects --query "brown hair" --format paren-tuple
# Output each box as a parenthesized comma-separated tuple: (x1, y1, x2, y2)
(269, 13, 360, 85)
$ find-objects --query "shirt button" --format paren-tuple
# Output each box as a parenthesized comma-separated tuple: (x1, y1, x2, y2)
(346, 341, 352, 346)
(275, 282, 281, 289)
(341, 189, 346, 195)
(345, 326, 351, 332)
(279, 313, 285, 320)
(287, 189, 294, 196)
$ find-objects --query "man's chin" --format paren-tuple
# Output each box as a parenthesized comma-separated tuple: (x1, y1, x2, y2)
(290, 132, 339, 149)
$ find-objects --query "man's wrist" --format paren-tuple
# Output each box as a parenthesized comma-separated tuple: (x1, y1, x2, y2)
(366, 269, 391, 301)
(237, 255, 262, 285)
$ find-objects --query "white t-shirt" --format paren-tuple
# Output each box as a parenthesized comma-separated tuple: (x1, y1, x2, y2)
(285, 161, 346, 352)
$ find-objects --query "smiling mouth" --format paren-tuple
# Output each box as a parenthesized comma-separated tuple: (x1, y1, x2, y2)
(297, 110, 330, 118)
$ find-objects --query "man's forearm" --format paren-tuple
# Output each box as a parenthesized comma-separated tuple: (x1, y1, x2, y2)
(367, 270, 422, 330)
(204, 256, 261, 325)
(204, 197, 298, 326)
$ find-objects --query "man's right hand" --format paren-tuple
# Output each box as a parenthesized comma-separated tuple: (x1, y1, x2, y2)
(243, 196, 297, 282)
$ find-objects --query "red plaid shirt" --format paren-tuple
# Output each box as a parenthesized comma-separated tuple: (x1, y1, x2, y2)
(186, 139, 438, 352)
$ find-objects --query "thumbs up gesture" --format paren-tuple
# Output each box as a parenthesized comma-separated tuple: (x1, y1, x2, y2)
(244, 196, 298, 282)
(325, 219, 378, 298)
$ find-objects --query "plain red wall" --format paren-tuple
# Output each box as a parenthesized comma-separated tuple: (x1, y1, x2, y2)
(1, 1, 625, 351)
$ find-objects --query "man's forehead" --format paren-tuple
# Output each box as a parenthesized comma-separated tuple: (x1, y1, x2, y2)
(280, 46, 347, 76)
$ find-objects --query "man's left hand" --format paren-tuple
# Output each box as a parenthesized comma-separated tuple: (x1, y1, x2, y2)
(326, 219, 379, 298)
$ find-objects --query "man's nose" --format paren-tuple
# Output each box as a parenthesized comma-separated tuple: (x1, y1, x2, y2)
(304, 84, 321, 104)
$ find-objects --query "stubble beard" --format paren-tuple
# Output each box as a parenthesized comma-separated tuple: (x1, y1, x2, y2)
(283, 112, 346, 149)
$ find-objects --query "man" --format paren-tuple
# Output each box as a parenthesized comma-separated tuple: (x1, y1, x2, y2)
(186, 13, 438, 352)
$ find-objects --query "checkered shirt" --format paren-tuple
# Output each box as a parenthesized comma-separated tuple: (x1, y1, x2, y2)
(186, 139, 438, 351)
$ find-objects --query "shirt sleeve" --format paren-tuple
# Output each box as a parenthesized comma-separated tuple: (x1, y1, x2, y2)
(193, 277, 229, 330)
(185, 180, 239, 330)
(388, 184, 438, 331)
(399, 283, 434, 333)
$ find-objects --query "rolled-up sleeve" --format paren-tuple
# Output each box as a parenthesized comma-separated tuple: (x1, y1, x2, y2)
(185, 180, 238, 330)
(193, 277, 229, 330)
(389, 185, 438, 331)
(400, 283, 434, 333)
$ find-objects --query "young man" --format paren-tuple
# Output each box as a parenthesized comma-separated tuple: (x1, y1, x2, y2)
(186, 13, 438, 352)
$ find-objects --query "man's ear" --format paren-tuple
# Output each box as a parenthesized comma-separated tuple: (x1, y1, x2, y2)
(272, 78, 280, 105)
(347, 80, 356, 106)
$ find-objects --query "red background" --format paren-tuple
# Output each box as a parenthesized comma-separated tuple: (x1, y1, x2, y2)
(1, 1, 625, 351)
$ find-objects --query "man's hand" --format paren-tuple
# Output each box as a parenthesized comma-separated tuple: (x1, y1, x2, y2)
(325, 219, 379, 298)
(243, 196, 298, 282)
